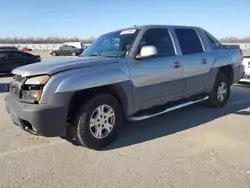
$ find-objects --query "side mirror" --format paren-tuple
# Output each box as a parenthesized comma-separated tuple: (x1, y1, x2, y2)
(136, 46, 157, 59)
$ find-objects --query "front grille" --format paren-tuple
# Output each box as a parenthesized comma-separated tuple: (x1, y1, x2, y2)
(9, 86, 18, 96)
(9, 75, 25, 97)
(14, 75, 26, 83)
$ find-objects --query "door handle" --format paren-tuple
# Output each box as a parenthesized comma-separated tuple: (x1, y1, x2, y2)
(202, 58, 207, 64)
(173, 62, 180, 68)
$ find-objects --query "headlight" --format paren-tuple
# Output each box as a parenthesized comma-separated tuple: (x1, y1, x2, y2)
(25, 75, 50, 85)
(22, 90, 42, 101)
(22, 75, 50, 102)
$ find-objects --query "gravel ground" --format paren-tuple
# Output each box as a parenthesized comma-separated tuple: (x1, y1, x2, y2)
(0, 51, 250, 188)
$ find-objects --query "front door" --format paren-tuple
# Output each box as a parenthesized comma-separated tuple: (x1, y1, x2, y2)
(6, 51, 25, 72)
(60, 45, 71, 55)
(130, 28, 184, 112)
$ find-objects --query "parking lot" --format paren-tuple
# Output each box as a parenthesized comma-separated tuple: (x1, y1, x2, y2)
(0, 50, 250, 188)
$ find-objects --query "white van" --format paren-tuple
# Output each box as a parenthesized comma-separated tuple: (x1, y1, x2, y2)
(60, 42, 84, 49)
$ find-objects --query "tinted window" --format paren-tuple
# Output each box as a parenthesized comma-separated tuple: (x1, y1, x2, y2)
(205, 32, 217, 45)
(140, 28, 175, 57)
(0, 52, 7, 59)
(22, 52, 33, 57)
(60, 45, 68, 50)
(8, 51, 21, 58)
(175, 29, 203, 55)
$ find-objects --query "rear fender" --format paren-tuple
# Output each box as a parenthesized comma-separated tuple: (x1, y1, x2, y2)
(212, 55, 234, 68)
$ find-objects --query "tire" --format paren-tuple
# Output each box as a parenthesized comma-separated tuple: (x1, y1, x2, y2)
(71, 94, 122, 150)
(51, 52, 57, 56)
(207, 73, 230, 108)
(72, 52, 76, 56)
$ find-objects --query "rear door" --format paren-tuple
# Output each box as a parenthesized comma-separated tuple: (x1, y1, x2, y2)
(22, 52, 39, 64)
(0, 52, 8, 72)
(174, 28, 211, 97)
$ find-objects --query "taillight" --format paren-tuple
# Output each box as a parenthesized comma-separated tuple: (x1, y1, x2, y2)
(37, 56, 41, 62)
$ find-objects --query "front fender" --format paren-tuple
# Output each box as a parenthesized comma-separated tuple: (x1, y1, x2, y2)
(55, 69, 129, 93)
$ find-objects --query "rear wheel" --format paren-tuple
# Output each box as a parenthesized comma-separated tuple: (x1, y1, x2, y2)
(207, 73, 230, 108)
(71, 94, 122, 150)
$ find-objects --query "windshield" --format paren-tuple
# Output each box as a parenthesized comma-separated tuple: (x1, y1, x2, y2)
(81, 29, 139, 58)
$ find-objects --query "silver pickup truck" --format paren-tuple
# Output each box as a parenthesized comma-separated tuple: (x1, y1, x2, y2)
(5, 25, 244, 149)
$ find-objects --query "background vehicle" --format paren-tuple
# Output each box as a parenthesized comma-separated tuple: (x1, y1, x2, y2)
(0, 46, 19, 50)
(50, 44, 83, 56)
(62, 42, 84, 49)
(239, 56, 250, 83)
(5, 25, 244, 150)
(0, 50, 40, 73)
(21, 47, 32, 51)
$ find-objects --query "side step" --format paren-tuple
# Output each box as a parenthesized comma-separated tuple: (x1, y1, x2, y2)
(127, 96, 209, 121)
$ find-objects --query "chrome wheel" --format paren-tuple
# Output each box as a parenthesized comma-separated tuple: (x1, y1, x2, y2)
(89, 105, 115, 139)
(217, 82, 228, 102)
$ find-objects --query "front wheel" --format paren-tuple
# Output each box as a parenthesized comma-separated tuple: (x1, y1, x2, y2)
(72, 52, 76, 56)
(71, 94, 122, 150)
(207, 73, 230, 108)
(51, 52, 57, 56)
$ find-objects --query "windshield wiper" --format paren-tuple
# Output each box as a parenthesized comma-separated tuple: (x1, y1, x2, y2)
(88, 53, 102, 57)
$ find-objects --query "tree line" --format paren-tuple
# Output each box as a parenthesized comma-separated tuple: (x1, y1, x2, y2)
(0, 36, 96, 44)
(0, 36, 249, 44)
(220, 37, 250, 43)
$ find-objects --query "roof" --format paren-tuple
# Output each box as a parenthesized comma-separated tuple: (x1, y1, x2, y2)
(0, 49, 19, 52)
(105, 24, 201, 34)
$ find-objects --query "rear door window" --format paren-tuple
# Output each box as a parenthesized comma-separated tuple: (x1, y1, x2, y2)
(8, 51, 21, 58)
(139, 28, 176, 57)
(175, 29, 204, 55)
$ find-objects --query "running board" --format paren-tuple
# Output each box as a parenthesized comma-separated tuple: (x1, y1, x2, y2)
(127, 96, 209, 121)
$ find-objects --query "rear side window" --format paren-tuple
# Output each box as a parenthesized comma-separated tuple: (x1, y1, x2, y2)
(204, 31, 221, 50)
(175, 29, 203, 55)
(205, 32, 217, 45)
(23, 52, 33, 57)
(140, 28, 175, 57)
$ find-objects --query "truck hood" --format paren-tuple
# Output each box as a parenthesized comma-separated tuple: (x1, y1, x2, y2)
(12, 57, 117, 77)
